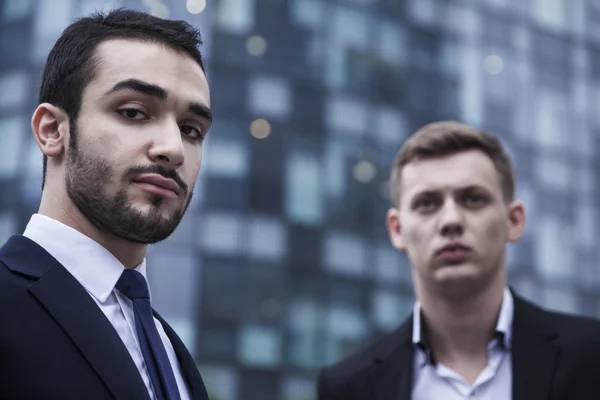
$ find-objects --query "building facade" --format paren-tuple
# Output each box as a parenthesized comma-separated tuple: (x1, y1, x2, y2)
(1, 0, 600, 399)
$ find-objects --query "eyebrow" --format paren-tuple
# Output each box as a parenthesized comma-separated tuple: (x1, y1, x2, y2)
(105, 78, 212, 124)
(412, 185, 490, 198)
(190, 103, 212, 124)
(105, 78, 167, 99)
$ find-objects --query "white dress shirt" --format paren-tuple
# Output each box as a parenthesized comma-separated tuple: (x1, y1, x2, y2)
(411, 288, 514, 400)
(23, 214, 190, 400)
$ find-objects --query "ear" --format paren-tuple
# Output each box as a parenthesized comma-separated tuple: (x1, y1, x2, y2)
(31, 103, 70, 159)
(507, 200, 525, 243)
(386, 207, 406, 252)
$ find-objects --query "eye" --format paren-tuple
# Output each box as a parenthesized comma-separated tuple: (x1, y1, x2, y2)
(413, 197, 440, 212)
(463, 193, 487, 208)
(180, 124, 204, 141)
(118, 108, 148, 121)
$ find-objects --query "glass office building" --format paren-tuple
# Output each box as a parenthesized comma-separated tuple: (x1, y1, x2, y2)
(1, 0, 600, 399)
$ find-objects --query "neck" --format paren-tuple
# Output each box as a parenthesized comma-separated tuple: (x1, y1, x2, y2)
(38, 190, 147, 269)
(419, 279, 505, 361)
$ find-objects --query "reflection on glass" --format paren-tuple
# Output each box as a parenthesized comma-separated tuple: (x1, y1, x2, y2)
(285, 151, 323, 225)
(239, 325, 282, 367)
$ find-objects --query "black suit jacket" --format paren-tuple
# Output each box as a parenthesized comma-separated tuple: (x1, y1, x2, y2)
(0, 235, 210, 400)
(317, 291, 600, 400)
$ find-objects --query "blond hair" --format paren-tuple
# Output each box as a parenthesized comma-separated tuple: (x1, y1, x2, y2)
(389, 121, 515, 205)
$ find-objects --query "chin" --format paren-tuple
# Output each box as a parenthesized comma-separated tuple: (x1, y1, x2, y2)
(433, 265, 496, 296)
(434, 263, 483, 283)
(132, 195, 179, 210)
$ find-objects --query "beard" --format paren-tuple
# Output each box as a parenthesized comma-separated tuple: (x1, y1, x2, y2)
(65, 126, 194, 244)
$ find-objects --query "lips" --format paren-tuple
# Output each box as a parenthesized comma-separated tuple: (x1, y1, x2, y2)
(133, 174, 180, 195)
(435, 243, 472, 255)
(435, 243, 472, 264)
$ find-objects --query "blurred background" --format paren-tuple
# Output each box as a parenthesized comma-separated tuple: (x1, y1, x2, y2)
(1, 0, 599, 398)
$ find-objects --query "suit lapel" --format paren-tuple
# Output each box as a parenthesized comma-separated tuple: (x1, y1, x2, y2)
(0, 235, 149, 400)
(356, 290, 562, 400)
(154, 313, 210, 400)
(367, 317, 414, 400)
(511, 292, 560, 400)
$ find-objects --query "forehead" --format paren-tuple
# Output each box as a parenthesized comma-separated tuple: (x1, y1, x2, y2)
(400, 150, 502, 199)
(87, 38, 209, 105)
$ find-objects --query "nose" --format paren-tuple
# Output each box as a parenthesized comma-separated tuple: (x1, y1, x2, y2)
(438, 199, 464, 237)
(148, 121, 185, 169)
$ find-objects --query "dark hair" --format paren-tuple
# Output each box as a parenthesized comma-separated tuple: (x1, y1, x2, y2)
(389, 120, 515, 205)
(39, 8, 205, 189)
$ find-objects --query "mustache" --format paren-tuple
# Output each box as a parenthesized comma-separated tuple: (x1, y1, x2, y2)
(126, 165, 188, 193)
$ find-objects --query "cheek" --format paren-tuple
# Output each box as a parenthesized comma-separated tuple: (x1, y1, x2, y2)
(402, 221, 430, 254)
(182, 154, 202, 186)
(185, 147, 203, 171)
(480, 215, 508, 249)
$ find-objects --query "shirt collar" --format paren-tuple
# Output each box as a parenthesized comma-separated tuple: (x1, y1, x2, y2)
(22, 213, 148, 303)
(412, 287, 514, 363)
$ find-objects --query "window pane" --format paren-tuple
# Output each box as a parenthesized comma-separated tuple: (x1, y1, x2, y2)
(22, 140, 43, 203)
(575, 201, 596, 248)
(239, 325, 282, 367)
(534, 154, 571, 192)
(441, 39, 462, 76)
(248, 75, 291, 119)
(323, 305, 368, 363)
(0, 211, 17, 244)
(281, 377, 314, 400)
(32, 0, 74, 63)
(216, 0, 255, 34)
(79, 0, 123, 16)
(535, 88, 568, 150)
(575, 164, 594, 195)
(326, 95, 368, 136)
(331, 5, 369, 50)
(285, 151, 324, 225)
(459, 45, 483, 127)
(515, 183, 538, 241)
(326, 305, 367, 339)
(146, 246, 198, 321)
(374, 245, 410, 284)
(200, 211, 244, 254)
(198, 365, 238, 400)
(0, 116, 26, 178)
(323, 140, 347, 199)
(534, 215, 575, 280)
(485, 54, 512, 103)
(376, 20, 407, 66)
(374, 106, 407, 146)
(511, 277, 539, 303)
(590, 82, 600, 127)
(288, 298, 319, 368)
(408, 0, 439, 27)
(247, 216, 287, 261)
(533, 0, 567, 32)
(323, 231, 367, 277)
(372, 290, 408, 331)
(2, 0, 33, 21)
(291, 0, 324, 30)
(198, 326, 236, 359)
(201, 261, 242, 319)
(164, 212, 197, 246)
(204, 138, 249, 178)
(0, 71, 28, 109)
(445, 3, 481, 37)
(542, 287, 578, 313)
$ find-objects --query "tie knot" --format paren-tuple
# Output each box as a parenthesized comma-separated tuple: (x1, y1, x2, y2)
(116, 269, 150, 300)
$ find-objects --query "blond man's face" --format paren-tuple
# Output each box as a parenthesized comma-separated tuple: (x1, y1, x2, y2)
(386, 150, 525, 295)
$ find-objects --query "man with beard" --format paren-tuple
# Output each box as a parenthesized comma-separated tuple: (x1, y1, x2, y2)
(0, 8, 211, 400)
(316, 121, 600, 400)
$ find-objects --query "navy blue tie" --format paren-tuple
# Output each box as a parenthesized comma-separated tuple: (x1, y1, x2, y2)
(116, 269, 181, 400)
